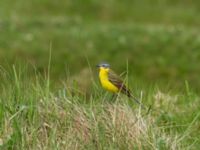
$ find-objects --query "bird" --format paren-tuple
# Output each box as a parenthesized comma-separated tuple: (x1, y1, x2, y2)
(96, 63, 144, 107)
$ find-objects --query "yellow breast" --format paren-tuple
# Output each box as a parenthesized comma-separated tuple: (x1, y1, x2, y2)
(99, 67, 119, 93)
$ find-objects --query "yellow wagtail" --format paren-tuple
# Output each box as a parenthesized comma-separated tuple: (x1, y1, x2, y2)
(97, 63, 144, 107)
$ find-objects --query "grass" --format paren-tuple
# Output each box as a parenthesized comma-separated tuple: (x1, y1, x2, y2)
(0, 65, 199, 149)
(0, 0, 200, 149)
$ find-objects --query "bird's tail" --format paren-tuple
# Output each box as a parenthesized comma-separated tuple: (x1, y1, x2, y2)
(129, 94, 146, 109)
(122, 88, 151, 113)
(130, 95, 152, 115)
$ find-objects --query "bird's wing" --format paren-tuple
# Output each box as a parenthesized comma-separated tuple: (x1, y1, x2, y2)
(108, 70, 145, 107)
(108, 69, 131, 97)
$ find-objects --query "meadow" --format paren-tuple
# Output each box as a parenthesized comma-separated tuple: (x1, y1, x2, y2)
(0, 0, 200, 149)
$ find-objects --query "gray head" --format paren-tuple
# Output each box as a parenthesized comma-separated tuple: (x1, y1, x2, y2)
(96, 63, 110, 68)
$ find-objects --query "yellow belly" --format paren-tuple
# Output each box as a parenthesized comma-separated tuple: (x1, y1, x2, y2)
(99, 68, 119, 93)
(100, 79, 119, 93)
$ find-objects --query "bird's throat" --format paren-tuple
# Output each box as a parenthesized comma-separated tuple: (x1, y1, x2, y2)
(99, 68, 109, 80)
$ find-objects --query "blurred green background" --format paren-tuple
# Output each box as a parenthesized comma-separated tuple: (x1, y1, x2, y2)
(0, 0, 200, 91)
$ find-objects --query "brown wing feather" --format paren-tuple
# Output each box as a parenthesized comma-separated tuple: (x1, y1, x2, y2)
(108, 70, 145, 107)
(108, 70, 131, 97)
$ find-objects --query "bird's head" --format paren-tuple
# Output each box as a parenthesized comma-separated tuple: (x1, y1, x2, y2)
(96, 63, 110, 72)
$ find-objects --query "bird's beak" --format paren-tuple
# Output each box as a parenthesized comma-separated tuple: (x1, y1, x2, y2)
(96, 64, 100, 68)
